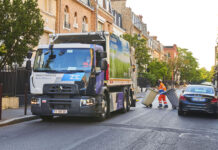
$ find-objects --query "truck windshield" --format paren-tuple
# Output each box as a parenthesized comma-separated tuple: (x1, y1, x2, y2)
(33, 48, 93, 72)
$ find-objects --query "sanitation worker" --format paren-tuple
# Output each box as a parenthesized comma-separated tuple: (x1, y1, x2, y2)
(158, 79, 168, 108)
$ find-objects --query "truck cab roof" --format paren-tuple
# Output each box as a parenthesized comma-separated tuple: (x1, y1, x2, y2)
(38, 43, 104, 52)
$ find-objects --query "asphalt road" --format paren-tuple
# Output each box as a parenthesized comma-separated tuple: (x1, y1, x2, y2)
(1, 90, 218, 150)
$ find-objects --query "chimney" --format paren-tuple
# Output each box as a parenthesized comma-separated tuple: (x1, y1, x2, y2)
(111, 0, 127, 8)
(152, 36, 157, 41)
(138, 15, 143, 21)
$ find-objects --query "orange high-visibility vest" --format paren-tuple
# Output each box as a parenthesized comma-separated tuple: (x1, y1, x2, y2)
(159, 82, 166, 91)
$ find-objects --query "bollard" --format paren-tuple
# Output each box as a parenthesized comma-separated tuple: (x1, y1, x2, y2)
(24, 83, 28, 115)
(0, 83, 3, 120)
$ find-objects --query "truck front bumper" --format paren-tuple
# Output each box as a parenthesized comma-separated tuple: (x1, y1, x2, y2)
(31, 96, 103, 117)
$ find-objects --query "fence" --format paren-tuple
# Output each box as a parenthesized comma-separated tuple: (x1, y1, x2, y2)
(0, 66, 30, 96)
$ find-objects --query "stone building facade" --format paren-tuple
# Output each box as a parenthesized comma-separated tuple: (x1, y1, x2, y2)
(56, 0, 95, 34)
(55, 0, 113, 34)
(38, 0, 57, 45)
(112, 9, 125, 36)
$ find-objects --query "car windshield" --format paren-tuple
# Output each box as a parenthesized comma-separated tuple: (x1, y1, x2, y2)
(185, 86, 214, 95)
(33, 48, 93, 72)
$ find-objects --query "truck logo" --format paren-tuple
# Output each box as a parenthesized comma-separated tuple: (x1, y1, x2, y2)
(58, 85, 63, 92)
(61, 73, 85, 81)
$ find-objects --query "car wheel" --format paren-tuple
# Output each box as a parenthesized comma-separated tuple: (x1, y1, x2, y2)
(213, 112, 218, 119)
(178, 109, 185, 116)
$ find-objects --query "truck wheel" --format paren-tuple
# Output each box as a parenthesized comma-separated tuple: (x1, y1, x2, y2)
(96, 93, 109, 121)
(121, 90, 129, 113)
(40, 116, 53, 121)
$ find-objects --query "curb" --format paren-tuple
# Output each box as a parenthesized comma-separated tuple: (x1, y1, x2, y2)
(0, 115, 39, 127)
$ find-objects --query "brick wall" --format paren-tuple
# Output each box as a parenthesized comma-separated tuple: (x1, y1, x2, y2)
(56, 0, 95, 33)
(164, 44, 178, 60)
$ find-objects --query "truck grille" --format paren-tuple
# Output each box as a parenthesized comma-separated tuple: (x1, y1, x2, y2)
(43, 84, 79, 95)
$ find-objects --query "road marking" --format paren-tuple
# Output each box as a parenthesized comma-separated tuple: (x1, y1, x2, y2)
(61, 129, 107, 150)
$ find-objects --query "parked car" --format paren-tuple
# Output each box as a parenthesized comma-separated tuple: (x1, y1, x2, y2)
(178, 85, 218, 118)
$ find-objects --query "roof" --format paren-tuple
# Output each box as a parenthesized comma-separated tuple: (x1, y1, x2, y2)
(38, 43, 104, 52)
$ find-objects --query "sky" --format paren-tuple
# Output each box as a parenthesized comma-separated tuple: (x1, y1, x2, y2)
(126, 0, 218, 71)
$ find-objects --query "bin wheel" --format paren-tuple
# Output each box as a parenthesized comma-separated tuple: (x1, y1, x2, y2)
(149, 104, 152, 108)
(172, 106, 177, 109)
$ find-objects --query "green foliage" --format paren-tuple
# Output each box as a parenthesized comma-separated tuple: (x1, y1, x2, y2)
(178, 48, 199, 83)
(122, 34, 150, 73)
(209, 66, 215, 82)
(139, 72, 157, 86)
(0, 0, 44, 69)
(0, 44, 7, 56)
(147, 59, 171, 81)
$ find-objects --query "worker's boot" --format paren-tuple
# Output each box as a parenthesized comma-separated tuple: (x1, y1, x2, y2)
(158, 104, 162, 108)
(164, 105, 168, 108)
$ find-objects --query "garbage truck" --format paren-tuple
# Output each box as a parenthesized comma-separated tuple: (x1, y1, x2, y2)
(29, 32, 136, 121)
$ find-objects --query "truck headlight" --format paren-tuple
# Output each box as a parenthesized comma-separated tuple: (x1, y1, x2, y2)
(31, 97, 41, 105)
(80, 99, 95, 106)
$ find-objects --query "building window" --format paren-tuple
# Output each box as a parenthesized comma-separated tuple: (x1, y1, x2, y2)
(73, 12, 78, 28)
(80, 0, 91, 6)
(44, 0, 52, 13)
(108, 0, 112, 13)
(118, 17, 121, 27)
(98, 22, 104, 31)
(64, 6, 70, 29)
(82, 16, 88, 32)
(103, 0, 106, 9)
(98, 0, 103, 7)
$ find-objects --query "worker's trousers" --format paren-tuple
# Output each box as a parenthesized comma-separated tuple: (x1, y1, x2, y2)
(158, 94, 167, 105)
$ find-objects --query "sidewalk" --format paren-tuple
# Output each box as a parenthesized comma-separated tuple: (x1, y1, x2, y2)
(0, 106, 39, 127)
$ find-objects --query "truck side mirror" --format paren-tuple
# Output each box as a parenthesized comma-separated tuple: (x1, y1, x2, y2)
(26, 60, 31, 70)
(27, 51, 32, 59)
(101, 60, 107, 71)
(100, 52, 107, 58)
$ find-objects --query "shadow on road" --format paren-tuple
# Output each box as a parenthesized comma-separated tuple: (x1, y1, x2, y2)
(37, 110, 136, 124)
(179, 111, 216, 119)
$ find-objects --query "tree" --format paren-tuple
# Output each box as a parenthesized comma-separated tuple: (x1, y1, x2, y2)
(177, 48, 199, 83)
(0, 44, 6, 56)
(0, 0, 44, 69)
(209, 66, 215, 82)
(122, 34, 150, 73)
(147, 59, 170, 81)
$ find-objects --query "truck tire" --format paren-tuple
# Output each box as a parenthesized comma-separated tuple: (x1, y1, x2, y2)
(96, 93, 110, 121)
(121, 90, 129, 113)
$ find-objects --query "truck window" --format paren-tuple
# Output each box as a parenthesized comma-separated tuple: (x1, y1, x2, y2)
(33, 48, 93, 72)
